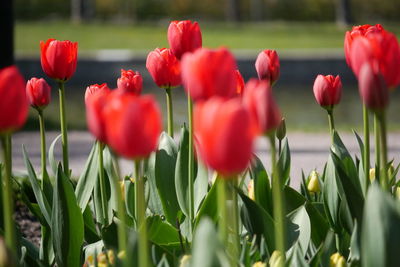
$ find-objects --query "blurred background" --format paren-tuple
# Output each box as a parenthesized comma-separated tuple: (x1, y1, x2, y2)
(13, 0, 400, 132)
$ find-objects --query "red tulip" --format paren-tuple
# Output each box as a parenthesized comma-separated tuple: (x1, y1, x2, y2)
(26, 77, 51, 109)
(146, 48, 181, 88)
(168, 20, 202, 60)
(85, 83, 110, 103)
(181, 47, 237, 102)
(0, 65, 28, 134)
(85, 84, 111, 142)
(194, 97, 254, 176)
(242, 78, 281, 135)
(103, 94, 162, 159)
(235, 70, 245, 96)
(117, 69, 143, 95)
(40, 39, 78, 81)
(358, 60, 388, 110)
(350, 31, 400, 89)
(344, 24, 384, 68)
(313, 75, 342, 109)
(255, 49, 280, 84)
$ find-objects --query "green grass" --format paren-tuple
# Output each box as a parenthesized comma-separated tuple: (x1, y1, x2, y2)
(15, 21, 400, 55)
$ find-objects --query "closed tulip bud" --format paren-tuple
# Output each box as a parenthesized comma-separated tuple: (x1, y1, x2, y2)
(117, 69, 142, 95)
(369, 168, 376, 182)
(104, 94, 162, 159)
(168, 20, 202, 60)
(236, 70, 245, 95)
(358, 61, 388, 110)
(26, 77, 51, 110)
(194, 97, 254, 176)
(248, 179, 255, 200)
(255, 49, 280, 85)
(243, 79, 282, 135)
(0, 65, 28, 134)
(117, 250, 126, 260)
(330, 253, 346, 267)
(269, 250, 283, 267)
(40, 38, 78, 81)
(307, 170, 320, 193)
(313, 75, 342, 110)
(276, 117, 286, 141)
(179, 255, 191, 267)
(181, 47, 237, 102)
(85, 85, 111, 142)
(84, 83, 109, 103)
(252, 261, 266, 267)
(146, 48, 181, 88)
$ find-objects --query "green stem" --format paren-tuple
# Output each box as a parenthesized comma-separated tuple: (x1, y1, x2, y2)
(1, 135, 16, 256)
(58, 82, 69, 176)
(374, 114, 381, 179)
(38, 110, 48, 182)
(269, 134, 286, 266)
(98, 142, 109, 225)
(135, 160, 148, 267)
(217, 176, 227, 244)
(278, 139, 282, 156)
(165, 87, 174, 138)
(228, 178, 239, 265)
(363, 104, 370, 190)
(188, 94, 195, 235)
(377, 111, 389, 191)
(327, 109, 335, 144)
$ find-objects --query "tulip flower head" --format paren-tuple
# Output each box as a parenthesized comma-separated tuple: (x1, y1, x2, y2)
(0, 65, 28, 134)
(26, 77, 51, 110)
(146, 48, 181, 88)
(235, 70, 245, 96)
(194, 97, 254, 176)
(307, 170, 320, 193)
(85, 84, 111, 143)
(242, 79, 282, 135)
(117, 69, 143, 95)
(313, 75, 342, 110)
(181, 47, 237, 102)
(40, 38, 78, 82)
(103, 93, 162, 159)
(255, 49, 280, 85)
(168, 20, 202, 60)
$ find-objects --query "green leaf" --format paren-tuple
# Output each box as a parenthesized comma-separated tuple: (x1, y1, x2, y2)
(287, 206, 311, 257)
(147, 215, 181, 247)
(249, 155, 272, 213)
(284, 186, 306, 214)
(287, 243, 308, 267)
(83, 206, 100, 243)
(361, 184, 400, 267)
(175, 125, 190, 217)
(22, 145, 51, 225)
(48, 134, 62, 176)
(305, 202, 329, 246)
(194, 159, 209, 214)
(278, 138, 291, 186)
(322, 155, 340, 231)
(51, 164, 84, 267)
(124, 178, 136, 219)
(146, 152, 164, 216)
(195, 179, 219, 226)
(75, 142, 99, 211)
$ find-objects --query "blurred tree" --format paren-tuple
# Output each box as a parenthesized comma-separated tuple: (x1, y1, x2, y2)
(226, 0, 241, 21)
(336, 0, 352, 25)
(250, 0, 263, 21)
(0, 0, 13, 68)
(71, 0, 82, 23)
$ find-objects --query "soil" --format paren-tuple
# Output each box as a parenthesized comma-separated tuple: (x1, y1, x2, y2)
(14, 201, 41, 247)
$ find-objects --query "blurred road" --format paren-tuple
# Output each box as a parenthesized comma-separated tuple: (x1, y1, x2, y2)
(10, 131, 400, 188)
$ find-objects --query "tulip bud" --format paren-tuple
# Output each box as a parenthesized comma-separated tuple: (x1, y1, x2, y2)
(313, 75, 342, 110)
(117, 69, 142, 95)
(269, 250, 283, 267)
(40, 38, 78, 81)
(307, 170, 320, 193)
(26, 77, 51, 110)
(107, 250, 115, 264)
(168, 20, 202, 60)
(179, 255, 191, 267)
(330, 252, 346, 267)
(358, 61, 388, 110)
(255, 49, 280, 85)
(235, 69, 245, 96)
(252, 261, 266, 267)
(117, 250, 126, 260)
(146, 48, 181, 88)
(248, 179, 255, 200)
(85, 83, 109, 103)
(369, 168, 376, 182)
(276, 117, 286, 141)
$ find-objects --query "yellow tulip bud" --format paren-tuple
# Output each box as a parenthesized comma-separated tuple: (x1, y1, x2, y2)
(97, 252, 108, 264)
(252, 261, 266, 267)
(269, 250, 283, 267)
(369, 168, 375, 182)
(117, 250, 126, 260)
(330, 252, 346, 267)
(336, 256, 347, 267)
(107, 250, 115, 265)
(179, 255, 191, 267)
(307, 170, 320, 193)
(248, 179, 255, 200)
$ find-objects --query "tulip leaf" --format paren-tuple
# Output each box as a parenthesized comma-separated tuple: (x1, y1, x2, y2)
(147, 215, 181, 247)
(83, 206, 100, 243)
(194, 159, 209, 214)
(75, 142, 98, 212)
(278, 138, 291, 186)
(249, 155, 272, 214)
(287, 205, 311, 257)
(124, 178, 136, 220)
(287, 243, 308, 267)
(284, 186, 306, 214)
(146, 152, 164, 216)
(305, 202, 329, 246)
(22, 145, 51, 225)
(153, 132, 180, 225)
(51, 164, 84, 267)
(175, 125, 190, 217)
(322, 155, 340, 231)
(361, 184, 400, 267)
(195, 178, 219, 227)
(48, 134, 62, 176)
